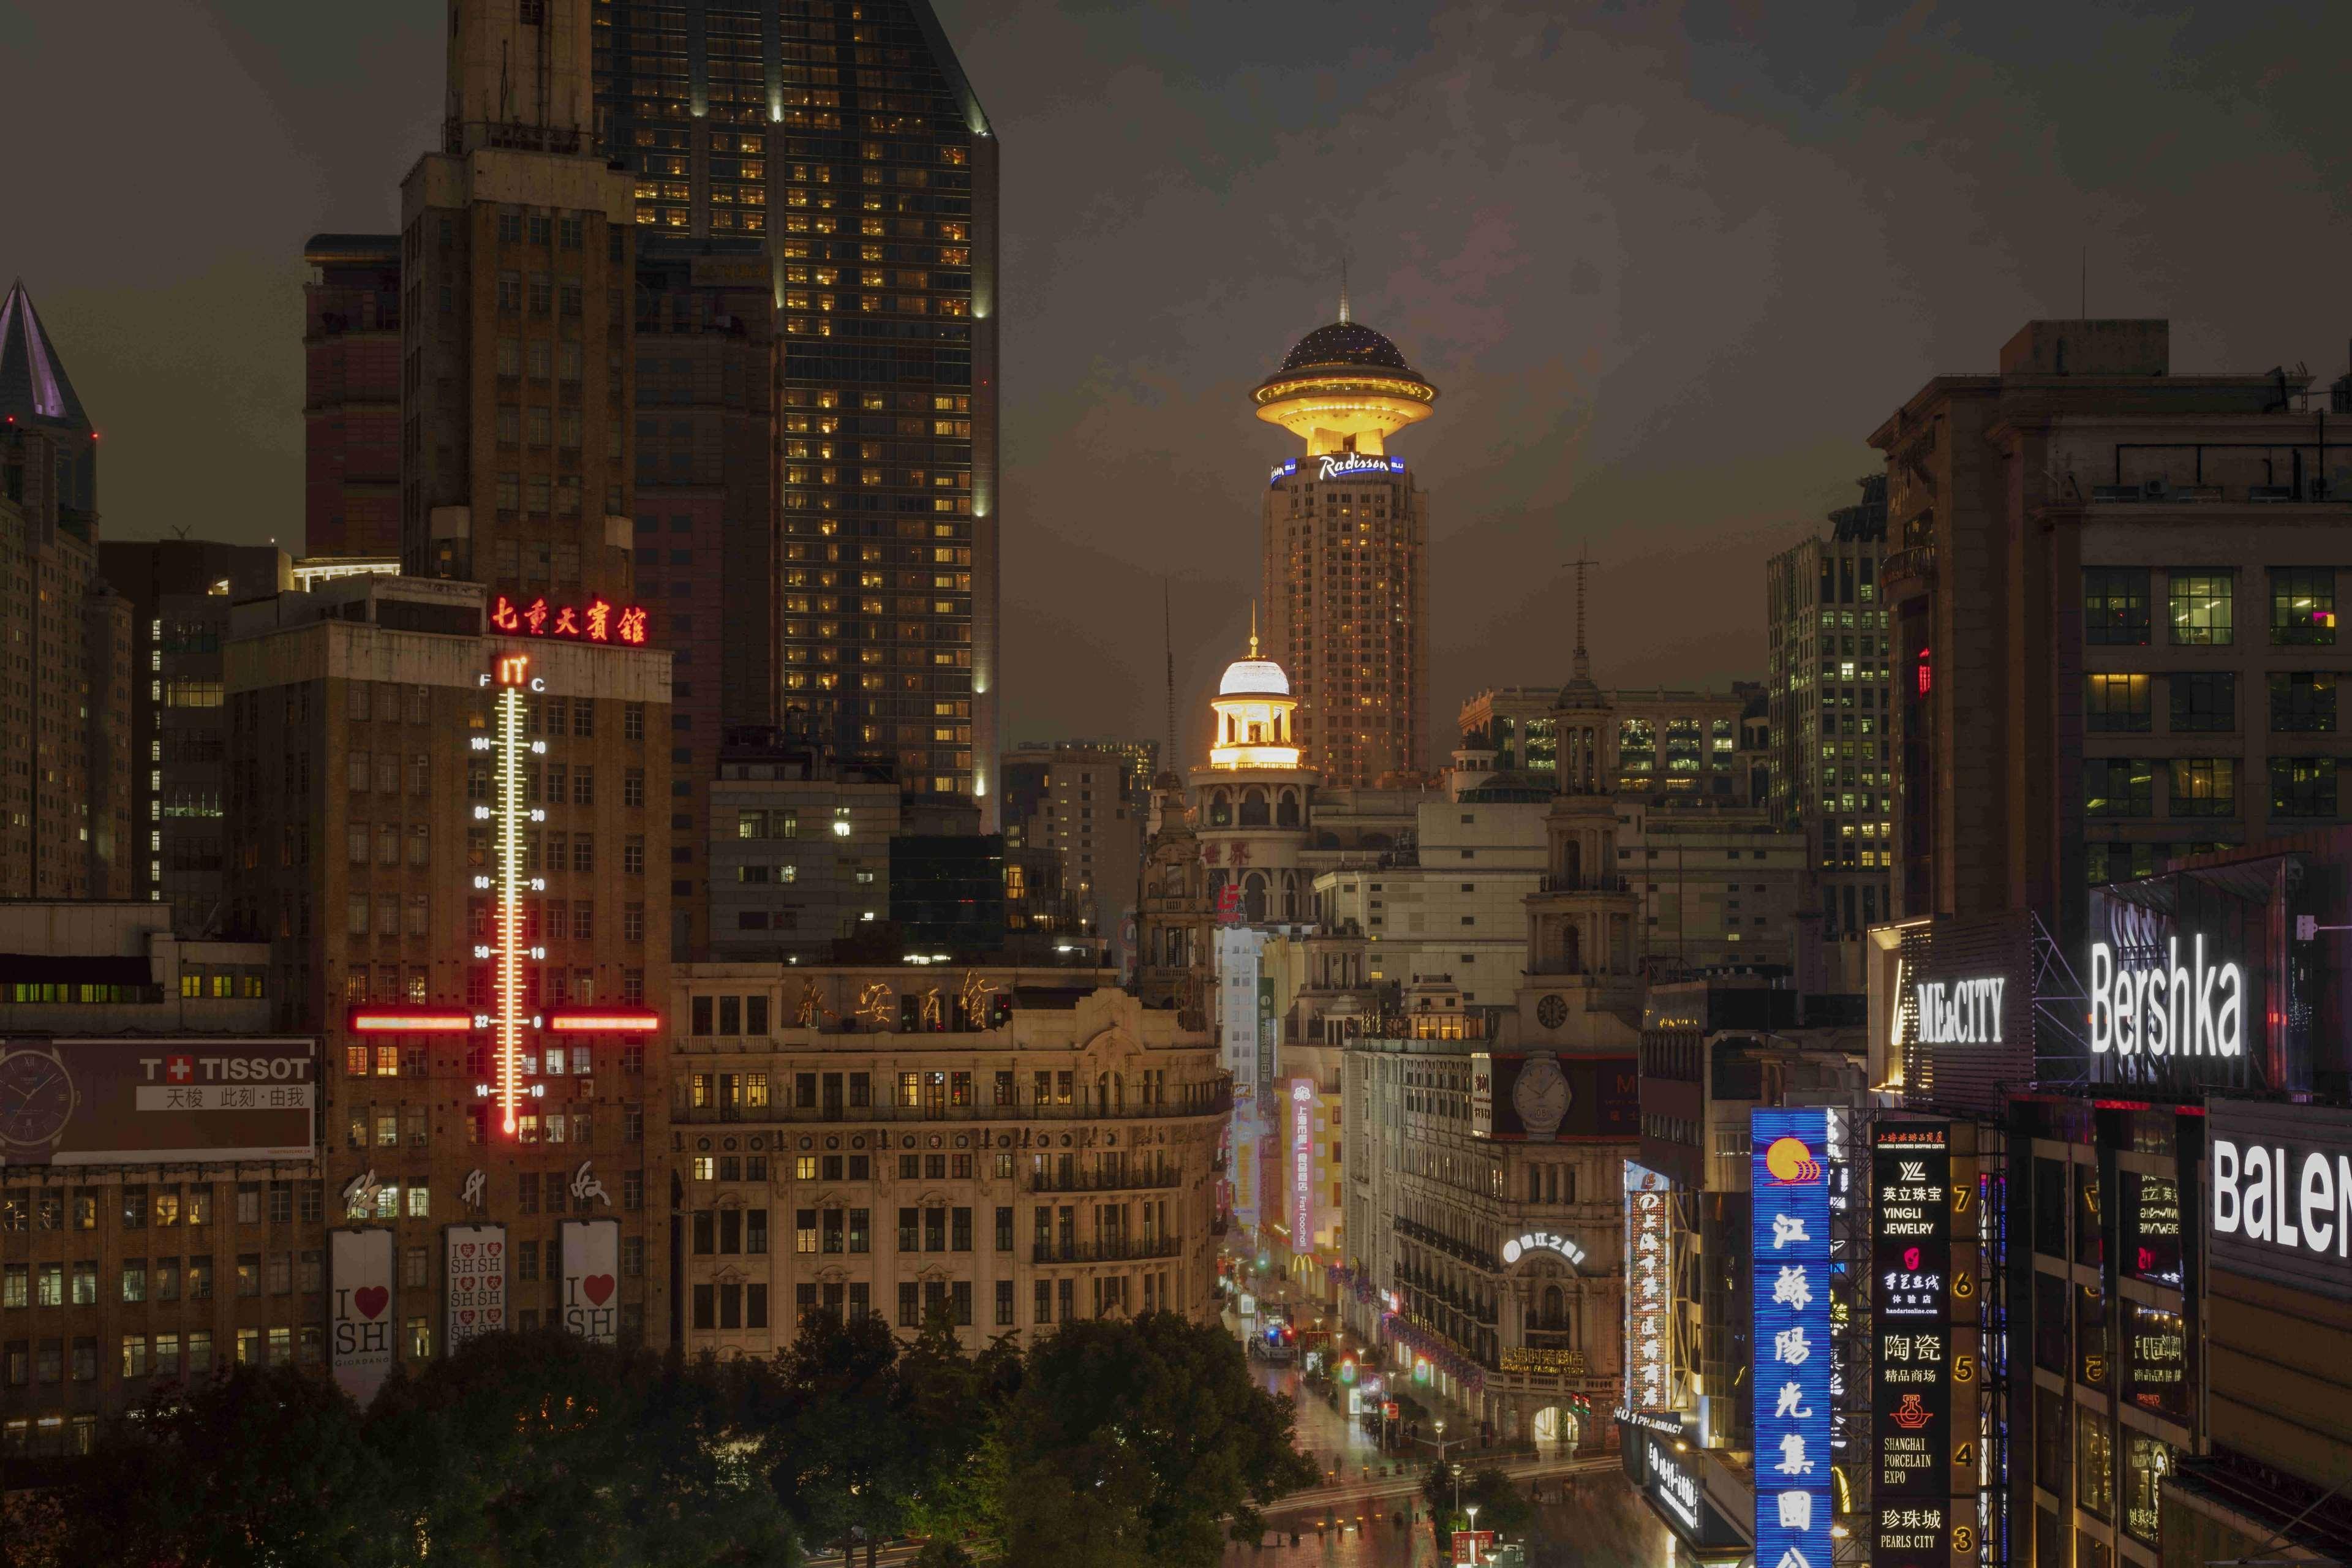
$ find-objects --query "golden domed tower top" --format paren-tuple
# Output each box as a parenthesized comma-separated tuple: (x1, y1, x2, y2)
(1251, 296, 1438, 457)
(1208, 605, 1303, 769)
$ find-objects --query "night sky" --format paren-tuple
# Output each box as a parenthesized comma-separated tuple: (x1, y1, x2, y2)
(6, 2, 2348, 756)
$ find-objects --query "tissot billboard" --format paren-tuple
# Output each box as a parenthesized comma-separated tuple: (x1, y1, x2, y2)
(0, 1037, 317, 1166)
(1469, 1052, 1637, 1142)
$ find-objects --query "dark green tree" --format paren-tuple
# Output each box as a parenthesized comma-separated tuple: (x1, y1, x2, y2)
(1000, 1311, 1318, 1567)
(1464, 1466, 1533, 1536)
(371, 1327, 797, 1568)
(64, 1363, 399, 1568)
(769, 1308, 915, 1563)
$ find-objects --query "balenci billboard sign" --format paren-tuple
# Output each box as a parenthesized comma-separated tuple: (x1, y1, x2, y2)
(2209, 1099, 2352, 1302)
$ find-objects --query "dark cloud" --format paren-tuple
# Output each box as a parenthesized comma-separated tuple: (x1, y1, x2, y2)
(7, 1, 2346, 757)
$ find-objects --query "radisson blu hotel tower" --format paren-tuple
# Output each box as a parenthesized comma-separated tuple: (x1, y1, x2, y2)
(1254, 297, 1439, 788)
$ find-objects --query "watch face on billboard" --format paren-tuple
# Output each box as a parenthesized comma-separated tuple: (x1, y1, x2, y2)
(1473, 1055, 1635, 1142)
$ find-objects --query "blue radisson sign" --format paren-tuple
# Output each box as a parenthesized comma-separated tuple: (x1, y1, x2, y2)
(1266, 453, 1407, 486)
(1752, 1107, 1834, 1568)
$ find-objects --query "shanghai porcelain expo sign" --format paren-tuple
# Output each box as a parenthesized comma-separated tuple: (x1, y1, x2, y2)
(2088, 935, 2244, 1059)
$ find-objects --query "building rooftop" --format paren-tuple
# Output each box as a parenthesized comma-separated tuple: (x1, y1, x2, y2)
(0, 281, 88, 433)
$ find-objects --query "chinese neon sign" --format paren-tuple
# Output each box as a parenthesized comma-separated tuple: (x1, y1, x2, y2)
(1625, 1164, 1670, 1411)
(475, 655, 548, 1136)
(1873, 1121, 1952, 1567)
(1291, 1080, 1313, 1251)
(489, 595, 649, 645)
(1752, 1107, 1833, 1568)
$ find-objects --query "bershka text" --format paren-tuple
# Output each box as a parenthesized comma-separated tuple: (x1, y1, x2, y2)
(2088, 936, 2244, 1057)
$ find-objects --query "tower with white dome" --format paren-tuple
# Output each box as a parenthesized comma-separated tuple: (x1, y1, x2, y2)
(1255, 293, 1438, 786)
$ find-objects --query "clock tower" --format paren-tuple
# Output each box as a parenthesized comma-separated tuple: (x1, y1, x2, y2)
(1513, 560, 1642, 1050)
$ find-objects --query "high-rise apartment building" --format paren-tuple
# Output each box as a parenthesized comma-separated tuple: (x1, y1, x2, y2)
(97, 540, 292, 932)
(224, 574, 674, 1360)
(0, 282, 134, 901)
(1872, 319, 2352, 943)
(590, 0, 1001, 812)
(401, 0, 638, 607)
(1000, 742, 1145, 959)
(1764, 475, 1891, 947)
(1460, 683, 1769, 804)
(631, 236, 778, 954)
(1257, 303, 1436, 786)
(302, 236, 403, 559)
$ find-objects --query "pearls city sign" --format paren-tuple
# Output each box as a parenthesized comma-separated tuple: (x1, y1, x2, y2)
(1913, 978, 2005, 1044)
(2088, 936, 2244, 1058)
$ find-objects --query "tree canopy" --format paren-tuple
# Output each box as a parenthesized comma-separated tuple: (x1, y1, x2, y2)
(43, 1308, 1314, 1568)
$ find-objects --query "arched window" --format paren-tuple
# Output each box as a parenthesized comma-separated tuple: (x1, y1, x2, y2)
(1541, 1284, 1564, 1327)
(1208, 790, 1232, 827)
(1276, 788, 1301, 827)
(1239, 787, 1269, 827)
(1243, 871, 1268, 922)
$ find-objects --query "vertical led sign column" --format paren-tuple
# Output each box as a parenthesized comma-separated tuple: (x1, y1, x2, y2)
(474, 655, 548, 1136)
(1752, 1108, 1833, 1568)
(1625, 1163, 1670, 1411)
(1873, 1120, 1959, 1567)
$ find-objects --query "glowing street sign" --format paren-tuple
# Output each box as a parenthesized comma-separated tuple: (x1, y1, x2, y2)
(1626, 1164, 1670, 1411)
(1752, 1107, 1833, 1568)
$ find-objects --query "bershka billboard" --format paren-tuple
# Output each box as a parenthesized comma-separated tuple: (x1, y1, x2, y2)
(2209, 1100, 2352, 1302)
(0, 1037, 316, 1166)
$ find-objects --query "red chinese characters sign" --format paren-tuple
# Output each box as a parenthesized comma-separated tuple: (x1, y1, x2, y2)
(490, 595, 649, 646)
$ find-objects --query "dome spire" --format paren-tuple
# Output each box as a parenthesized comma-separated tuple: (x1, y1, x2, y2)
(1337, 260, 1350, 326)
(1572, 548, 1593, 682)
(1249, 597, 1260, 659)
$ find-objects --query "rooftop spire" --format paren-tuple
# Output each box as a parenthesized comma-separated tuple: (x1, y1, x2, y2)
(1572, 548, 1596, 682)
(1336, 260, 1351, 326)
(1163, 579, 1177, 772)
(1248, 598, 1260, 660)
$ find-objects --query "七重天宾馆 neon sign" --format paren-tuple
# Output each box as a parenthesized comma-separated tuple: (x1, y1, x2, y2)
(489, 594, 649, 645)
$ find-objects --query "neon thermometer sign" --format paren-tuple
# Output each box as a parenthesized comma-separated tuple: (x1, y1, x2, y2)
(476, 654, 548, 1135)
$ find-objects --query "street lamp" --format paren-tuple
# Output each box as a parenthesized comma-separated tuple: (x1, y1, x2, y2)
(1466, 1503, 1481, 1562)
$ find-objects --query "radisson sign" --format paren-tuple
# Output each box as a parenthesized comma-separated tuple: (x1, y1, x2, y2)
(1265, 453, 1408, 486)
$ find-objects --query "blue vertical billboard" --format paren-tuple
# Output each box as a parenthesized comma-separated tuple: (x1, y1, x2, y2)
(1752, 1108, 1833, 1568)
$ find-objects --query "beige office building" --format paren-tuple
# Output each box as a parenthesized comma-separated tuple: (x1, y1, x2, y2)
(667, 968, 1229, 1355)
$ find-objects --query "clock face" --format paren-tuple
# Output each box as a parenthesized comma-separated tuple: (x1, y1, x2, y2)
(1512, 1054, 1572, 1137)
(0, 1050, 77, 1149)
(1536, 993, 1569, 1030)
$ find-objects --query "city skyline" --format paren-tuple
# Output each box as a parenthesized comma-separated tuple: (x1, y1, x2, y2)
(10, 3, 2352, 756)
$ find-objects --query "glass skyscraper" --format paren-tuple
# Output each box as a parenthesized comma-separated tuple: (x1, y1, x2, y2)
(591, 0, 999, 814)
